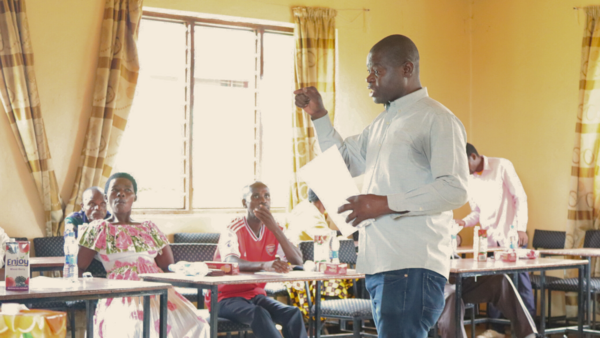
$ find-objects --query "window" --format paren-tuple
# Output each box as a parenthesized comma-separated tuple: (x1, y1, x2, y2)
(113, 13, 295, 211)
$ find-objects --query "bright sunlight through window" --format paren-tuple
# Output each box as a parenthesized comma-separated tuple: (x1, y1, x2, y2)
(113, 16, 294, 210)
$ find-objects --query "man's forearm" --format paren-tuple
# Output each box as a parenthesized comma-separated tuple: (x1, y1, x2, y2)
(225, 256, 268, 272)
(270, 228, 303, 265)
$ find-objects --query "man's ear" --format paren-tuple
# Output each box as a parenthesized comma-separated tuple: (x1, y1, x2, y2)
(134, 195, 138, 202)
(242, 199, 247, 208)
(80, 203, 84, 210)
(403, 62, 414, 77)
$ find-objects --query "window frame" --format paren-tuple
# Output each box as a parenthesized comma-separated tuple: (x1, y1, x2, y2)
(129, 11, 294, 215)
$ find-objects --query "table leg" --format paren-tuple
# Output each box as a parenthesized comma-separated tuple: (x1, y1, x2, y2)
(455, 275, 462, 338)
(143, 295, 150, 338)
(86, 300, 96, 338)
(580, 265, 585, 337)
(315, 280, 322, 338)
(197, 288, 204, 309)
(588, 257, 592, 328)
(540, 271, 546, 335)
(210, 285, 218, 338)
(160, 291, 168, 338)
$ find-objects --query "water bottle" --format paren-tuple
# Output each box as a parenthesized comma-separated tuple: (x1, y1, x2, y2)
(450, 234, 458, 259)
(63, 224, 78, 282)
(508, 224, 519, 251)
(330, 232, 340, 264)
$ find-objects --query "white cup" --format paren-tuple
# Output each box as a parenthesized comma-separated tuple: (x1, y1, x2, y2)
(2, 303, 21, 314)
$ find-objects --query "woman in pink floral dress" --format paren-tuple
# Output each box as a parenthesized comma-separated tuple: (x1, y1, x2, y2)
(77, 172, 209, 338)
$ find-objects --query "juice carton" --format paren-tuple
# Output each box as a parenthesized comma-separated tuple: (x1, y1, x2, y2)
(313, 233, 331, 264)
(501, 251, 518, 263)
(477, 229, 488, 262)
(317, 262, 348, 275)
(204, 261, 239, 275)
(5, 241, 30, 291)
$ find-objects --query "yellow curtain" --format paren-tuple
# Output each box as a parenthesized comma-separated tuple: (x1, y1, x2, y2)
(0, 0, 63, 236)
(289, 7, 337, 210)
(63, 0, 143, 227)
(565, 6, 600, 317)
(567, 6, 600, 259)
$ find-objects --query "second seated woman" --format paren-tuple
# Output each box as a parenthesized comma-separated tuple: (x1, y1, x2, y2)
(77, 172, 209, 338)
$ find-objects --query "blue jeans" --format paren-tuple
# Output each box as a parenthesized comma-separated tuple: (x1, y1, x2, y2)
(218, 295, 307, 338)
(366, 268, 447, 338)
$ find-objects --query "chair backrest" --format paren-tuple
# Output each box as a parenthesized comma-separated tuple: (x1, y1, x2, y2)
(170, 243, 217, 263)
(298, 239, 355, 264)
(338, 239, 357, 265)
(33, 236, 107, 277)
(87, 259, 107, 278)
(584, 230, 600, 248)
(173, 233, 220, 244)
(532, 230, 566, 249)
(298, 241, 314, 262)
(33, 236, 64, 257)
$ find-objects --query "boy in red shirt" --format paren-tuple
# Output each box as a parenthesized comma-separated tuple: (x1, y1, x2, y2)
(211, 181, 306, 338)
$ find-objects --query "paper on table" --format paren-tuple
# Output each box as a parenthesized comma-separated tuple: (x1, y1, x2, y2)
(29, 276, 79, 289)
(299, 147, 373, 237)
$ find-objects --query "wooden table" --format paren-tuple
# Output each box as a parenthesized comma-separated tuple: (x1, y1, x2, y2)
(538, 248, 600, 336)
(142, 270, 366, 338)
(29, 256, 64, 272)
(450, 257, 588, 338)
(0, 257, 67, 280)
(0, 277, 171, 338)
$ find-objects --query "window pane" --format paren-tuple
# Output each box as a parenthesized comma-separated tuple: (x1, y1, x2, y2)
(260, 32, 294, 208)
(192, 26, 256, 208)
(113, 19, 187, 209)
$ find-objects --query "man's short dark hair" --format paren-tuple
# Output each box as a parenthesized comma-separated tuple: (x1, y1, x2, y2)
(466, 143, 479, 157)
(82, 186, 104, 200)
(307, 189, 319, 203)
(105, 172, 138, 195)
(241, 181, 267, 202)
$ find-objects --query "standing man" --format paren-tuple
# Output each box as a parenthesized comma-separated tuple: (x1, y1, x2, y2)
(64, 186, 111, 237)
(295, 35, 469, 337)
(454, 143, 534, 338)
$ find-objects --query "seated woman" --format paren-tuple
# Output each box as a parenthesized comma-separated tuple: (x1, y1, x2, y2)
(77, 172, 209, 338)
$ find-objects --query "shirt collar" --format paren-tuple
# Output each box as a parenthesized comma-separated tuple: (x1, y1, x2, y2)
(474, 156, 489, 176)
(386, 87, 428, 114)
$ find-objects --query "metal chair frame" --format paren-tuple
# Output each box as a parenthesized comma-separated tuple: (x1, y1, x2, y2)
(170, 243, 250, 337)
(546, 230, 600, 328)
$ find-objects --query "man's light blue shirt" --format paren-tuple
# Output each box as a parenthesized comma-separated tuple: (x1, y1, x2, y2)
(312, 88, 469, 277)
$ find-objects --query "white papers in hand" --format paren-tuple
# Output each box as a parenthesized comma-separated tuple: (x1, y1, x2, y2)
(299, 147, 373, 237)
(450, 219, 463, 236)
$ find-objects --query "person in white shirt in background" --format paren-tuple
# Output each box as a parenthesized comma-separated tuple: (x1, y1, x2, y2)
(454, 143, 534, 338)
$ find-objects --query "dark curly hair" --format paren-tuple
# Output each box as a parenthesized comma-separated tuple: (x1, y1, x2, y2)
(105, 172, 137, 195)
(308, 189, 319, 203)
(466, 143, 479, 157)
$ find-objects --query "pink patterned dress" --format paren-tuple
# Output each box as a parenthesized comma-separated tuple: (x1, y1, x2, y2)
(79, 220, 209, 338)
